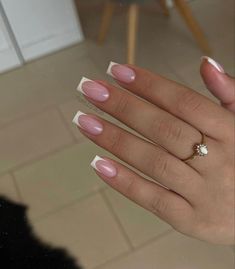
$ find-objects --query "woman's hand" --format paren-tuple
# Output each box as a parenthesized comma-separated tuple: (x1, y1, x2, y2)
(72, 57, 235, 245)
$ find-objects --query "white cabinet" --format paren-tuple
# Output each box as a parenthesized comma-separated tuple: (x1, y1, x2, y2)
(0, 12, 21, 73)
(0, 0, 83, 72)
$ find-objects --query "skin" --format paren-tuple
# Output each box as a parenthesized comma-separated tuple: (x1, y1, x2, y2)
(77, 59, 235, 245)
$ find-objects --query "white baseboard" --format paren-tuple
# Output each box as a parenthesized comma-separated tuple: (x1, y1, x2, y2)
(0, 48, 21, 73)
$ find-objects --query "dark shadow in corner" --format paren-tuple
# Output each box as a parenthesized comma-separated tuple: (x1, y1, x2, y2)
(0, 196, 83, 269)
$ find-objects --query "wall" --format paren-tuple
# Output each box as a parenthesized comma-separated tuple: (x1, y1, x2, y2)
(0, 9, 21, 72)
(0, 0, 83, 73)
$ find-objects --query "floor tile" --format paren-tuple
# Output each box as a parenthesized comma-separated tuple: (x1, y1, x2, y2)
(0, 67, 72, 127)
(100, 231, 234, 269)
(28, 42, 89, 73)
(104, 188, 171, 248)
(0, 46, 103, 127)
(14, 142, 117, 220)
(0, 109, 73, 174)
(0, 174, 20, 202)
(33, 193, 130, 269)
(31, 53, 104, 94)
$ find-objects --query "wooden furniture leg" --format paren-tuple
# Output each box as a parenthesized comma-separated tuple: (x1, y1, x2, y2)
(127, 3, 139, 64)
(159, 0, 170, 17)
(173, 0, 211, 55)
(97, 1, 115, 44)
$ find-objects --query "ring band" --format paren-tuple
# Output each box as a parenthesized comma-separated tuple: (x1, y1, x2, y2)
(182, 131, 208, 162)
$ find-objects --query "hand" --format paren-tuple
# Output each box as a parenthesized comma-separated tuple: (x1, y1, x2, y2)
(72, 57, 235, 245)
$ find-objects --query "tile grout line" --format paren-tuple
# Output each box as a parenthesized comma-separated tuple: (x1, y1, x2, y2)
(55, 106, 79, 143)
(31, 187, 108, 224)
(0, 141, 80, 178)
(90, 250, 131, 269)
(93, 228, 174, 269)
(132, 228, 174, 252)
(0, 96, 77, 131)
(0, 96, 111, 177)
(9, 171, 24, 203)
(0, 104, 57, 131)
(100, 189, 135, 251)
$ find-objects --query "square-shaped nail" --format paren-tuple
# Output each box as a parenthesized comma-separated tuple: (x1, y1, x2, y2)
(72, 111, 103, 135)
(106, 61, 136, 83)
(77, 77, 109, 102)
(91, 155, 117, 178)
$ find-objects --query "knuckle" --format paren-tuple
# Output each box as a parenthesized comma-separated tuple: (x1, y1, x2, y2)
(150, 196, 169, 217)
(114, 94, 129, 116)
(149, 151, 170, 179)
(108, 128, 123, 154)
(151, 118, 183, 143)
(177, 91, 202, 115)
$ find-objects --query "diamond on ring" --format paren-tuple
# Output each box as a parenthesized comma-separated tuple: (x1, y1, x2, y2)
(194, 144, 208, 156)
(182, 132, 208, 162)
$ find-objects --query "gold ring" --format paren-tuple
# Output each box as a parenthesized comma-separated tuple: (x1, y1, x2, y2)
(182, 132, 208, 162)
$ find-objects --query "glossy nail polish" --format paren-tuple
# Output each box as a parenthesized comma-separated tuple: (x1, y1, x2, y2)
(77, 77, 110, 102)
(106, 61, 136, 83)
(72, 111, 103, 135)
(90, 155, 117, 178)
(201, 56, 225, 73)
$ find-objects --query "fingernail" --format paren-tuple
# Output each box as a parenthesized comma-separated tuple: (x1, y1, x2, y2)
(72, 111, 103, 135)
(106, 61, 136, 83)
(201, 56, 225, 73)
(77, 77, 110, 102)
(91, 155, 117, 178)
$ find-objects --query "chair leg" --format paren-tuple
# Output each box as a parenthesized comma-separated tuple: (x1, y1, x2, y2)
(127, 4, 139, 64)
(159, 0, 170, 17)
(173, 0, 211, 55)
(97, 1, 115, 44)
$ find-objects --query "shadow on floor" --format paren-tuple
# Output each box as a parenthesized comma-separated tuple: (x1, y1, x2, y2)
(0, 196, 83, 269)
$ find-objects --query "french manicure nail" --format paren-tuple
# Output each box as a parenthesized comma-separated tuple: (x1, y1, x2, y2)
(77, 77, 110, 102)
(72, 111, 103, 135)
(91, 155, 117, 178)
(201, 56, 225, 73)
(106, 61, 136, 83)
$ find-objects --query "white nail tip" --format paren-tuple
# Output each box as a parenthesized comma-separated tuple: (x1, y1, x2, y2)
(106, 61, 119, 77)
(76, 77, 92, 96)
(201, 56, 224, 73)
(72, 111, 87, 127)
(90, 155, 104, 171)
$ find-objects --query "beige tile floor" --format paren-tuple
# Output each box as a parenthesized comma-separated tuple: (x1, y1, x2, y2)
(0, 0, 234, 268)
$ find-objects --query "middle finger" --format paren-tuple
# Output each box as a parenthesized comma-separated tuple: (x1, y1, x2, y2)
(77, 78, 202, 161)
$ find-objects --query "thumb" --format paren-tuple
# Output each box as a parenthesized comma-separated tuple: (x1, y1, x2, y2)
(200, 56, 235, 112)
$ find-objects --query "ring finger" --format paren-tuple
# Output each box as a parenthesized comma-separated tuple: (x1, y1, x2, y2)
(72, 112, 203, 202)
(77, 78, 202, 161)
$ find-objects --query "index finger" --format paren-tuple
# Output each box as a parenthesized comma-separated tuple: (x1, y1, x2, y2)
(107, 62, 233, 141)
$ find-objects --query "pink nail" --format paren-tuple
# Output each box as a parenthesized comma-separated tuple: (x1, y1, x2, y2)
(107, 61, 136, 83)
(91, 155, 117, 178)
(77, 77, 110, 102)
(201, 56, 225, 73)
(72, 111, 103, 135)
